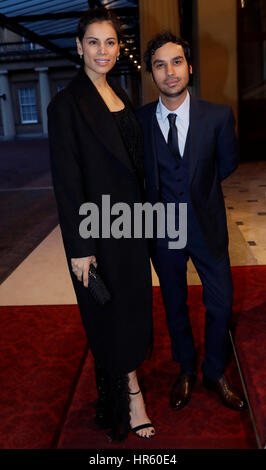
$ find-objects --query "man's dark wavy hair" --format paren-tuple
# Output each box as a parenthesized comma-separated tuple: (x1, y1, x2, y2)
(144, 31, 191, 72)
(76, 7, 122, 42)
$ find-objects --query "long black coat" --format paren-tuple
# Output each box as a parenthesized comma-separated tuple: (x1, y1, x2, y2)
(137, 97, 238, 260)
(47, 68, 153, 376)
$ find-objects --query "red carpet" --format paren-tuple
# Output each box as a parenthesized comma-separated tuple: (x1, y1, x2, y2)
(0, 305, 88, 449)
(1, 265, 265, 449)
(235, 302, 266, 448)
(56, 287, 256, 449)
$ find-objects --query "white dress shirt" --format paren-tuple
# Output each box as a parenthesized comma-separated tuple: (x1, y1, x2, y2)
(156, 91, 190, 157)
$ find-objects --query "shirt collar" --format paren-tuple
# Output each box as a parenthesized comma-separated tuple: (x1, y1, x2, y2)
(157, 90, 190, 123)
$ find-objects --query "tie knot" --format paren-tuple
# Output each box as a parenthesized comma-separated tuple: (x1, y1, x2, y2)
(167, 113, 177, 125)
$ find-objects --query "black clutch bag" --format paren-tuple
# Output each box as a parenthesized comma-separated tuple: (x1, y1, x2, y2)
(88, 264, 111, 306)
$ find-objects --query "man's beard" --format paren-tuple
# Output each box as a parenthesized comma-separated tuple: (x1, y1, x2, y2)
(160, 84, 188, 98)
(152, 75, 189, 98)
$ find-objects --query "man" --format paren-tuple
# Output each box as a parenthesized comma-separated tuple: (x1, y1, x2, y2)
(137, 31, 246, 411)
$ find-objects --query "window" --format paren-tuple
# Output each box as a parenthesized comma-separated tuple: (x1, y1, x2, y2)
(18, 88, 38, 124)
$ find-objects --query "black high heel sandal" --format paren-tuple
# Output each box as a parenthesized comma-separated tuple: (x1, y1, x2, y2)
(129, 389, 155, 439)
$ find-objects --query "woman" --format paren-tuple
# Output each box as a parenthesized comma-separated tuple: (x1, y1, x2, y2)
(47, 8, 155, 440)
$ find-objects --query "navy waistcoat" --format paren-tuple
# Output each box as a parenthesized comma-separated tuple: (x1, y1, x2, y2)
(153, 117, 200, 246)
(154, 117, 191, 205)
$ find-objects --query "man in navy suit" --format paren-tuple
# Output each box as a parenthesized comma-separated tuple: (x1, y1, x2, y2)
(137, 32, 246, 411)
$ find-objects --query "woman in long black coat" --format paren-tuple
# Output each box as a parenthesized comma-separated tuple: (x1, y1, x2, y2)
(47, 8, 154, 440)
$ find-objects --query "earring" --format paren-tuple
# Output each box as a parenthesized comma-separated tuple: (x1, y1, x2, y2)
(79, 54, 83, 60)
(116, 55, 120, 61)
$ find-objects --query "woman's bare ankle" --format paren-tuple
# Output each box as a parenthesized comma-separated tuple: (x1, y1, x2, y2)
(128, 370, 140, 394)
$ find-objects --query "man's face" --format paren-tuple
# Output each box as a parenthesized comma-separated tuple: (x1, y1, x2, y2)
(151, 42, 192, 98)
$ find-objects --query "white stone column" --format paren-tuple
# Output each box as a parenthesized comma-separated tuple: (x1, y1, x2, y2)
(35, 67, 51, 135)
(0, 70, 15, 139)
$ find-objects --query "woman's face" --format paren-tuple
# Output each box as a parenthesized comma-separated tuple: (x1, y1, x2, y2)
(76, 21, 120, 80)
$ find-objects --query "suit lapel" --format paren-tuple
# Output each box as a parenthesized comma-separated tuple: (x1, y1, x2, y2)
(69, 69, 134, 174)
(188, 95, 205, 184)
(150, 102, 160, 190)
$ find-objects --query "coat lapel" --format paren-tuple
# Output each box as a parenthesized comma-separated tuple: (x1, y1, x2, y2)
(69, 69, 134, 174)
(188, 95, 205, 184)
(149, 102, 160, 191)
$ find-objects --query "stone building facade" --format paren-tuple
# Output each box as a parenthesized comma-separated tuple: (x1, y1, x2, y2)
(0, 28, 140, 140)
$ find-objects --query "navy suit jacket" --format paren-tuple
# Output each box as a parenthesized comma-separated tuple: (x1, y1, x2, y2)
(136, 95, 238, 259)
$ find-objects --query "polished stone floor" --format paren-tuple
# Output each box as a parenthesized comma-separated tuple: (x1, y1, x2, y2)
(0, 139, 58, 284)
(223, 161, 266, 265)
(0, 140, 265, 305)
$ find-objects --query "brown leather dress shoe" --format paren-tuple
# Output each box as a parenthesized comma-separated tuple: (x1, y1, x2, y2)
(170, 373, 196, 410)
(203, 374, 247, 411)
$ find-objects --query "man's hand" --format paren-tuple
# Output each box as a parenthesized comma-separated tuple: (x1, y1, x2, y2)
(71, 256, 97, 288)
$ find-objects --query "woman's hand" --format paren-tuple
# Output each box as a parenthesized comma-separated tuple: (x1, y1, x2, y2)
(71, 256, 97, 288)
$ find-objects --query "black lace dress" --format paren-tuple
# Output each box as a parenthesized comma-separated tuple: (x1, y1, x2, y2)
(112, 103, 145, 198)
